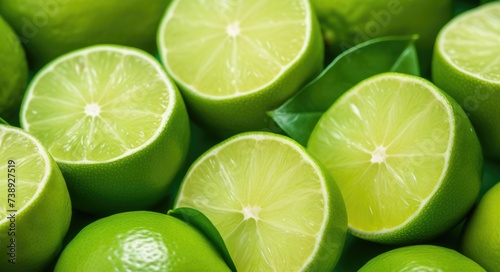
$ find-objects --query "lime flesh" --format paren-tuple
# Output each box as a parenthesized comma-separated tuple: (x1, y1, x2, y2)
(22, 46, 174, 163)
(176, 132, 347, 271)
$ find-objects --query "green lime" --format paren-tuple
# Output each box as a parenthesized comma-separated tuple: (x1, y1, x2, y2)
(54, 211, 231, 272)
(0, 16, 28, 124)
(461, 182, 500, 271)
(310, 0, 452, 67)
(20, 45, 190, 215)
(359, 245, 485, 271)
(0, 0, 169, 69)
(433, 2, 500, 158)
(175, 132, 347, 271)
(157, 0, 323, 136)
(308, 72, 483, 244)
(0, 124, 71, 272)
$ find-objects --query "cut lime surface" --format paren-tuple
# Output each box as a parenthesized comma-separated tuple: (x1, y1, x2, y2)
(20, 45, 190, 214)
(432, 2, 500, 158)
(308, 72, 482, 244)
(175, 132, 347, 271)
(0, 124, 71, 272)
(158, 0, 323, 135)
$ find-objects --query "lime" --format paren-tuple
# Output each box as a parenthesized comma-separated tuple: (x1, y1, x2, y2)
(0, 0, 169, 69)
(0, 16, 28, 124)
(20, 45, 190, 215)
(432, 2, 500, 158)
(359, 245, 485, 271)
(0, 124, 71, 272)
(175, 132, 347, 271)
(461, 182, 500, 271)
(157, 0, 323, 136)
(54, 211, 231, 272)
(310, 0, 452, 67)
(307, 72, 483, 244)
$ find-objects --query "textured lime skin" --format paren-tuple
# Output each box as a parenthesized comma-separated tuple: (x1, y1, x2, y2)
(58, 94, 190, 215)
(461, 182, 500, 272)
(359, 245, 485, 271)
(0, 0, 169, 69)
(158, 0, 324, 137)
(54, 211, 231, 272)
(432, 3, 500, 158)
(308, 73, 483, 244)
(0, 125, 71, 272)
(0, 16, 28, 123)
(176, 132, 348, 271)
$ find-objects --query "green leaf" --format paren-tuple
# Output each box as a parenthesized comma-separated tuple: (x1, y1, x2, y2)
(269, 35, 420, 146)
(0, 117, 9, 125)
(168, 207, 237, 272)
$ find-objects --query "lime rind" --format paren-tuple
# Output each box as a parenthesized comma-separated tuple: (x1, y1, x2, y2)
(158, 0, 316, 99)
(438, 2, 500, 83)
(21, 45, 178, 164)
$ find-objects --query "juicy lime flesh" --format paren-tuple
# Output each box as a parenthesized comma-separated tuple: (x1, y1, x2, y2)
(0, 126, 45, 220)
(440, 4, 500, 82)
(161, 0, 309, 96)
(176, 136, 327, 271)
(22, 48, 170, 163)
(308, 75, 452, 232)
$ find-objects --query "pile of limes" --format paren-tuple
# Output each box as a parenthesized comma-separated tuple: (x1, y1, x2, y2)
(0, 0, 499, 271)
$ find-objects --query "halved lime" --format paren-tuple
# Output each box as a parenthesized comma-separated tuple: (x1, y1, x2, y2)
(20, 45, 190, 215)
(158, 0, 323, 135)
(0, 124, 71, 272)
(307, 72, 482, 244)
(175, 132, 347, 271)
(432, 2, 500, 158)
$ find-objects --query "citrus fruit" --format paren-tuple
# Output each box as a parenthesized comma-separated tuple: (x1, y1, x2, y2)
(460, 181, 500, 271)
(432, 2, 500, 158)
(310, 0, 452, 67)
(0, 15, 28, 124)
(359, 245, 485, 271)
(54, 211, 232, 272)
(307, 72, 483, 244)
(0, 124, 71, 272)
(157, 0, 324, 136)
(20, 45, 190, 215)
(0, 0, 169, 69)
(175, 132, 348, 271)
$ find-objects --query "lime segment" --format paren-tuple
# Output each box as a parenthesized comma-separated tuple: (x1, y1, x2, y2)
(176, 132, 347, 271)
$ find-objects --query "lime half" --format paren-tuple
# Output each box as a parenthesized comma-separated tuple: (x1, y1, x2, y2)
(158, 0, 323, 135)
(308, 72, 482, 244)
(432, 2, 500, 158)
(0, 124, 71, 272)
(175, 132, 347, 271)
(20, 45, 190, 214)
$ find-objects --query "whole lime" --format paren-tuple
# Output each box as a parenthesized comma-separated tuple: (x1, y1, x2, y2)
(54, 211, 232, 272)
(0, 16, 28, 124)
(0, 0, 169, 69)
